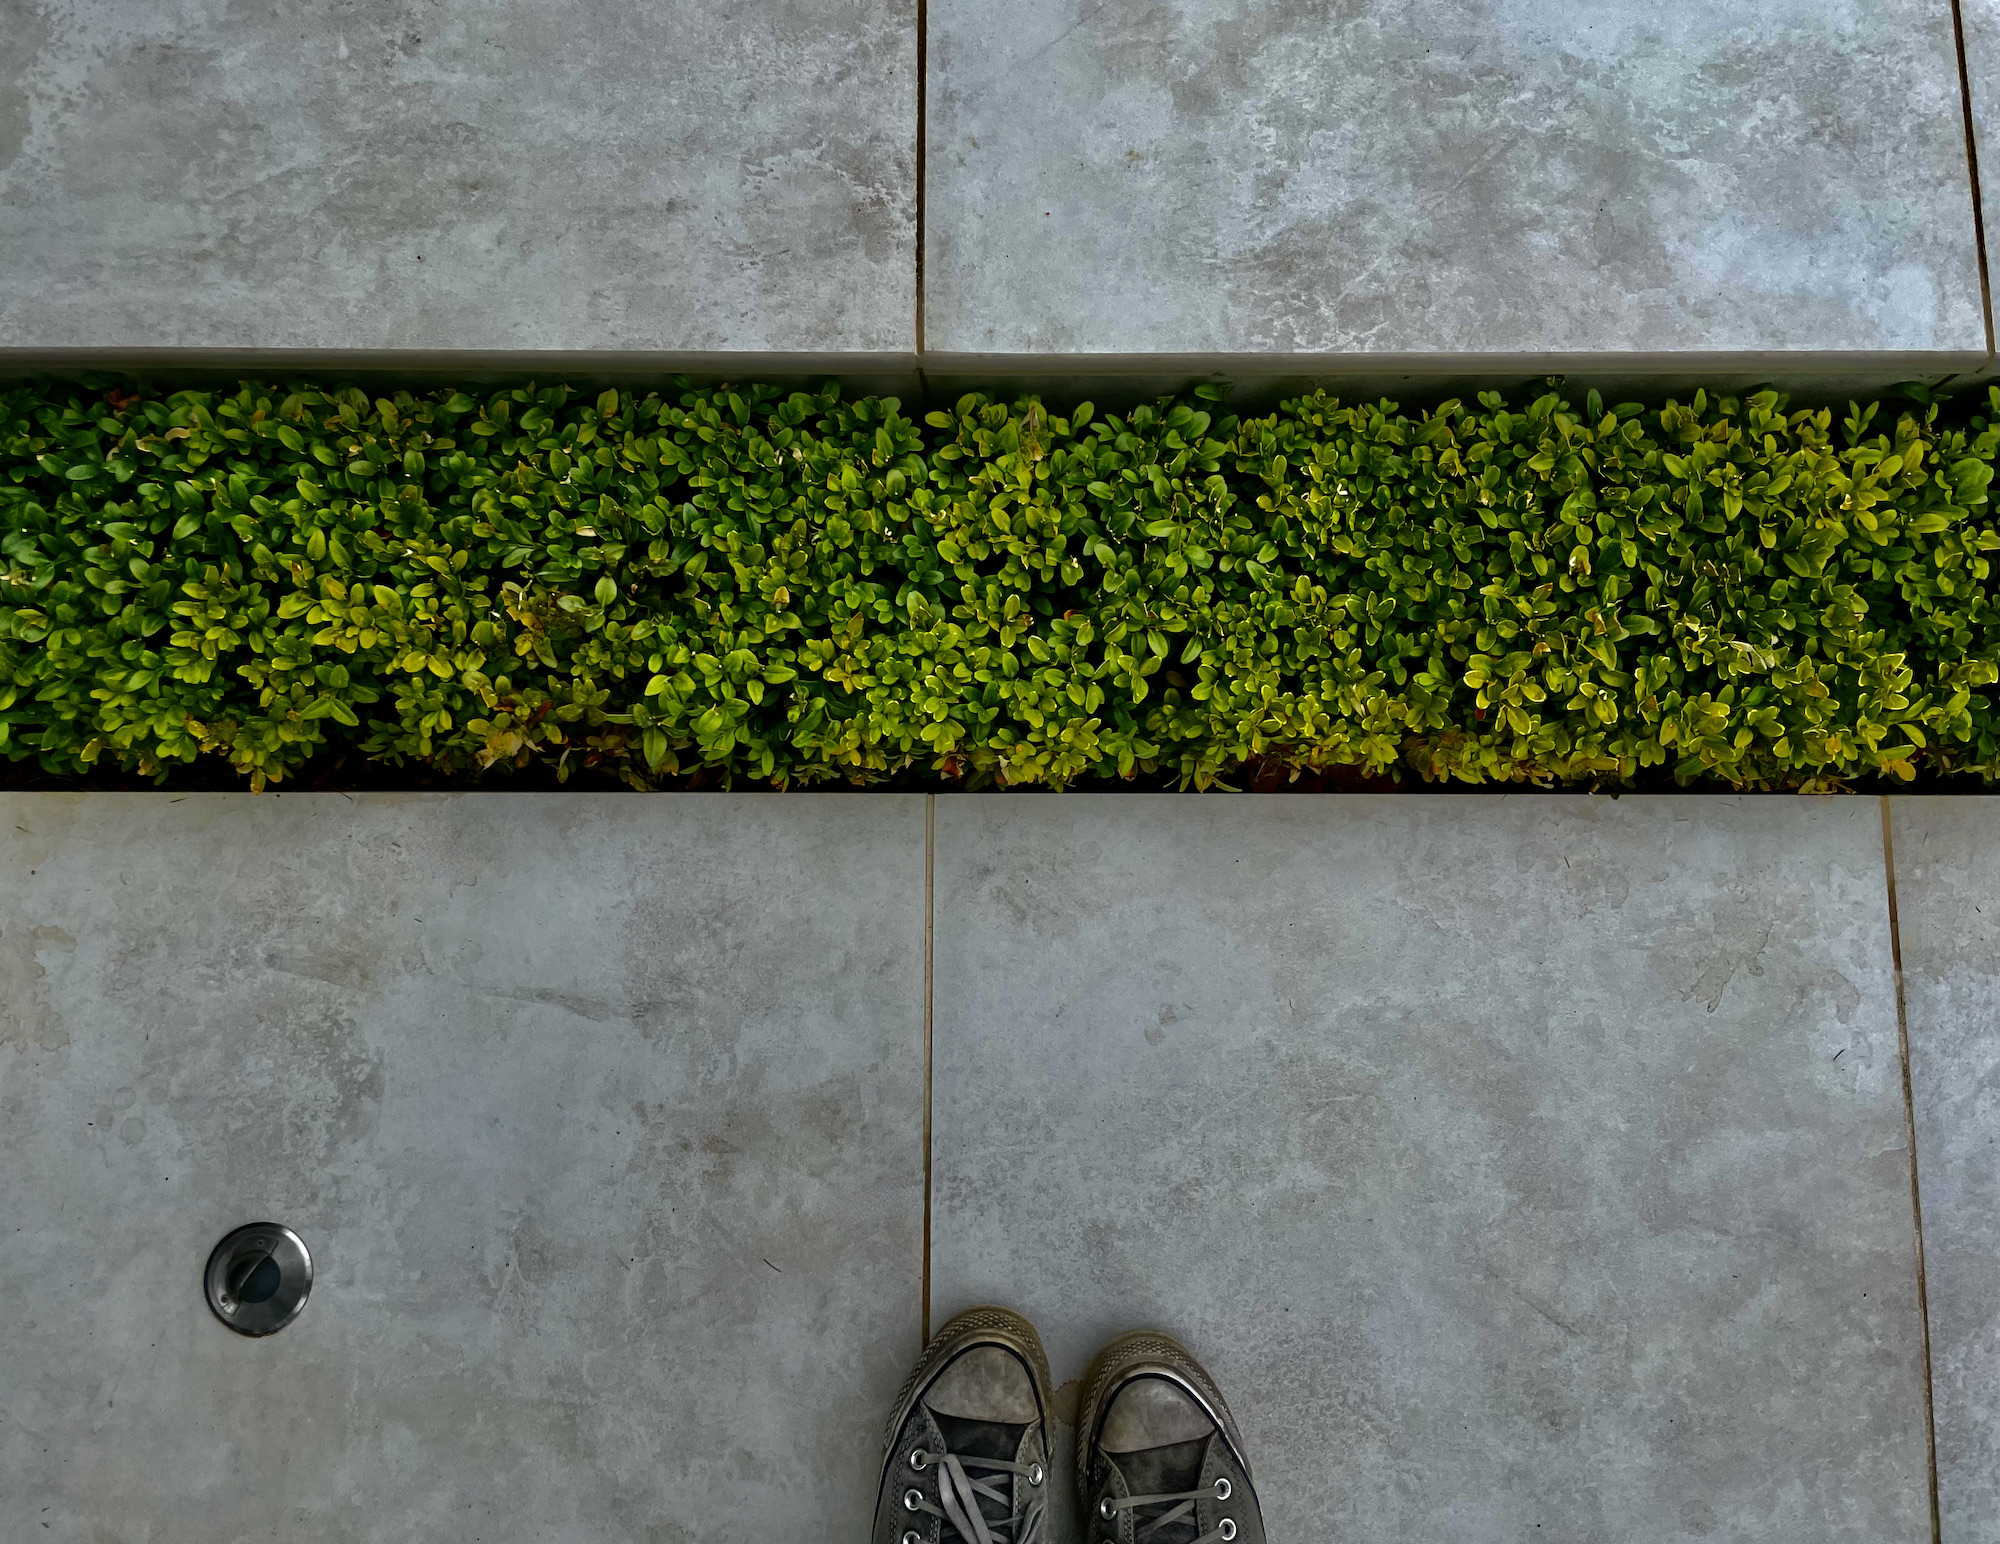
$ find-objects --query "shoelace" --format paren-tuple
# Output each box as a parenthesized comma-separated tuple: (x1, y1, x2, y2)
(900, 1446, 1045, 1544)
(1098, 1477, 1238, 1544)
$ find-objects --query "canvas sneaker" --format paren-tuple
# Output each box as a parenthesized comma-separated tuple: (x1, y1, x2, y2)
(1076, 1331, 1265, 1544)
(873, 1306, 1055, 1544)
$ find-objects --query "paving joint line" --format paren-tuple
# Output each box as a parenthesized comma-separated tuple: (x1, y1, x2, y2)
(1881, 795, 1943, 1544)
(1949, 0, 1996, 358)
(921, 791, 935, 1346)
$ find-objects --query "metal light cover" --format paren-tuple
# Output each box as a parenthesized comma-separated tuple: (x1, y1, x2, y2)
(204, 1222, 313, 1337)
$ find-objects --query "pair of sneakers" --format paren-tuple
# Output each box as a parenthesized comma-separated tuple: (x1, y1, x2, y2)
(873, 1307, 1265, 1544)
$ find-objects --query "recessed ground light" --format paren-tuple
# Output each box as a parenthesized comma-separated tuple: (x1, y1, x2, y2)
(204, 1223, 312, 1336)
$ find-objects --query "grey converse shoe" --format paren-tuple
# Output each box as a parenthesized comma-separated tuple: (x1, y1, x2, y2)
(874, 1307, 1054, 1544)
(1077, 1331, 1265, 1544)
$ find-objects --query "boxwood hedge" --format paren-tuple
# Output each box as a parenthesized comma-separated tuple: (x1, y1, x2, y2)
(3, 375, 1998, 791)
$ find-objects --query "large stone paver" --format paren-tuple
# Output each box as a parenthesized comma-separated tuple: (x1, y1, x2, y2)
(0, 2, 915, 353)
(0, 793, 924, 1542)
(925, 0, 1986, 360)
(1888, 799, 2000, 1544)
(930, 795, 1930, 1543)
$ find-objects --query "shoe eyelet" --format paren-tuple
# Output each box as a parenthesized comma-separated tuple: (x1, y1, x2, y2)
(1218, 1520, 1237, 1541)
(1213, 1477, 1232, 1500)
(1099, 1497, 1116, 1520)
(903, 1488, 924, 1512)
(1027, 1462, 1044, 1486)
(902, 1534, 923, 1544)
(909, 1449, 929, 1471)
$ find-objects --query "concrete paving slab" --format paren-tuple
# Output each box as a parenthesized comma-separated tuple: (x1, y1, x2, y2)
(0, 793, 925, 1541)
(0, 1, 916, 353)
(930, 795, 1930, 1543)
(924, 0, 1987, 361)
(1887, 798, 2000, 1544)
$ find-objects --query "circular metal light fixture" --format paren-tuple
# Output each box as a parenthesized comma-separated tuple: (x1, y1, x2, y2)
(204, 1222, 312, 1336)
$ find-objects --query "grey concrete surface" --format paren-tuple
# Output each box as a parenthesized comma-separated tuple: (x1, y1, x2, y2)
(0, 793, 925, 1542)
(1888, 799, 2000, 1544)
(0, 0, 916, 353)
(930, 796, 1931, 1543)
(924, 0, 1988, 360)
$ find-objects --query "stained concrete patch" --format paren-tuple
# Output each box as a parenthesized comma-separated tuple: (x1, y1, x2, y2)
(930, 795, 1930, 1543)
(0, 793, 924, 1541)
(0, 0, 915, 351)
(925, 0, 1986, 358)
(1886, 798, 2000, 1544)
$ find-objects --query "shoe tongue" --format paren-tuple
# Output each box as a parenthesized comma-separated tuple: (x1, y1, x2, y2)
(933, 1409, 1026, 1464)
(1111, 1436, 1211, 1544)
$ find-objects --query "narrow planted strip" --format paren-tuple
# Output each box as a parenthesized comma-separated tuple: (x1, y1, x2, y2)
(2, 378, 1997, 791)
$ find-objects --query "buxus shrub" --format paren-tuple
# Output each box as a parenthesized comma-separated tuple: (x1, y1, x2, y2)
(2, 376, 1998, 790)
